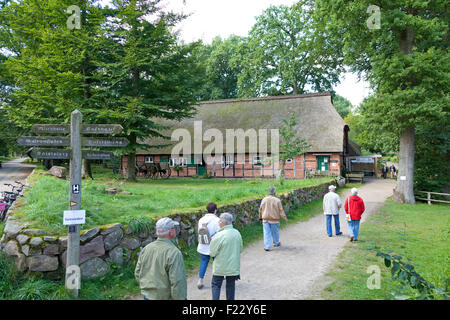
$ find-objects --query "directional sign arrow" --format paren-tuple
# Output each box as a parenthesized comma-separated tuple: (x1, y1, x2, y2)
(17, 136, 70, 147)
(31, 124, 70, 134)
(82, 137, 129, 147)
(31, 124, 123, 135)
(82, 150, 114, 160)
(29, 148, 71, 160)
(81, 124, 123, 135)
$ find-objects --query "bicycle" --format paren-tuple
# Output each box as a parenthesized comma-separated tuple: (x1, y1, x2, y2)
(0, 181, 29, 221)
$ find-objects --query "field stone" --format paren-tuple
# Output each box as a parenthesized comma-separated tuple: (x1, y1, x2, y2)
(100, 223, 122, 235)
(14, 253, 27, 272)
(49, 166, 67, 179)
(43, 236, 57, 242)
(80, 257, 110, 280)
(103, 228, 124, 251)
(61, 235, 105, 267)
(26, 255, 59, 272)
(23, 229, 46, 237)
(58, 237, 68, 248)
(3, 221, 25, 238)
(120, 237, 140, 250)
(4, 240, 20, 256)
(43, 244, 60, 255)
(80, 227, 100, 243)
(141, 236, 153, 247)
(109, 246, 131, 266)
(16, 234, 30, 245)
(30, 237, 43, 247)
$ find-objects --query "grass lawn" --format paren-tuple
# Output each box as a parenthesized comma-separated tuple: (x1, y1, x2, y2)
(0, 182, 358, 300)
(318, 199, 449, 300)
(12, 164, 333, 234)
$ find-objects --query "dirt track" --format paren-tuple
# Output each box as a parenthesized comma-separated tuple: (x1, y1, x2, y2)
(183, 178, 396, 300)
(0, 158, 35, 193)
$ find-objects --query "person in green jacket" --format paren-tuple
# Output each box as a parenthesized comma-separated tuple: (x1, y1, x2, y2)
(135, 217, 187, 300)
(209, 212, 243, 300)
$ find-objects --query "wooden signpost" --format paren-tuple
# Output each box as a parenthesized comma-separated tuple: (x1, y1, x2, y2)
(18, 110, 128, 297)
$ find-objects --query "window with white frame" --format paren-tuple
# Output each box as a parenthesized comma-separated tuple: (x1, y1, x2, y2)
(169, 158, 188, 167)
(221, 155, 234, 168)
(253, 156, 263, 165)
(145, 156, 154, 163)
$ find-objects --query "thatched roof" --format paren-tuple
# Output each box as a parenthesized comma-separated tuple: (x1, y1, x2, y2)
(137, 92, 348, 155)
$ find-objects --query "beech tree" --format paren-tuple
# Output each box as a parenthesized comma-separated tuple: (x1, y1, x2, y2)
(313, 0, 449, 204)
(238, 2, 344, 97)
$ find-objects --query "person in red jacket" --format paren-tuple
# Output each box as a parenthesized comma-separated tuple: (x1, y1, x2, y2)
(344, 188, 365, 242)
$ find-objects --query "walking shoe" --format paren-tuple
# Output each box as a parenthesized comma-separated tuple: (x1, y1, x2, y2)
(197, 281, 204, 289)
(274, 242, 281, 247)
(350, 236, 354, 242)
(336, 232, 343, 236)
(264, 248, 270, 252)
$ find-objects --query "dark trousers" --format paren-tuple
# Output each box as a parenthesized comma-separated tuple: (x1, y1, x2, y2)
(211, 275, 240, 300)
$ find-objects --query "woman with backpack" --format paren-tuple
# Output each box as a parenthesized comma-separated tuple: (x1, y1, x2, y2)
(344, 188, 365, 242)
(196, 202, 221, 289)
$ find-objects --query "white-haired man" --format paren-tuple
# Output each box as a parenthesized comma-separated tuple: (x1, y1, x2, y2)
(135, 217, 187, 300)
(209, 212, 243, 300)
(323, 185, 343, 237)
(259, 187, 288, 251)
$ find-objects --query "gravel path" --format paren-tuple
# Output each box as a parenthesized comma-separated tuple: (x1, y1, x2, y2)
(0, 158, 35, 193)
(184, 177, 396, 300)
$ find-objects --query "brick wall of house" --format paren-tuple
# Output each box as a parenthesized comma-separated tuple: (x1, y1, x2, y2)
(123, 152, 343, 178)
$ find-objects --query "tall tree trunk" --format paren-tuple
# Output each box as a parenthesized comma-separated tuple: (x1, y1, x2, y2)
(126, 132, 137, 182)
(81, 159, 93, 179)
(393, 16, 416, 204)
(394, 125, 415, 204)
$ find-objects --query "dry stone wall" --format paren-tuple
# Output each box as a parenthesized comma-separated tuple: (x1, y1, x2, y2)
(0, 180, 335, 279)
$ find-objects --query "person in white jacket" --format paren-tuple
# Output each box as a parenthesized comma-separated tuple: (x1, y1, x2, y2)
(323, 185, 343, 237)
(196, 202, 221, 289)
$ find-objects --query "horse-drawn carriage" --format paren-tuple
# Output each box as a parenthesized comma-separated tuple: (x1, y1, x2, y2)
(135, 161, 171, 179)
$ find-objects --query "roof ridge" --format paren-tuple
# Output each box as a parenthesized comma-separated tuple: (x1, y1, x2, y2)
(197, 91, 332, 105)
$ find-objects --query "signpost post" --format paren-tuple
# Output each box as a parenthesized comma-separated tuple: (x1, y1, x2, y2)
(18, 110, 127, 297)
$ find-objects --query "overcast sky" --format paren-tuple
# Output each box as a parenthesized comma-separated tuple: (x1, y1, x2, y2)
(100, 0, 372, 106)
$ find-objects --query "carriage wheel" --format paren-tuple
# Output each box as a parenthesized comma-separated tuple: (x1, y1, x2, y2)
(159, 167, 171, 179)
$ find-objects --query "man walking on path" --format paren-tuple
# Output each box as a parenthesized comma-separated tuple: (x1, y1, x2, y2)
(389, 164, 397, 179)
(259, 187, 288, 251)
(196, 202, 221, 290)
(135, 217, 187, 300)
(345, 188, 365, 242)
(209, 212, 243, 300)
(323, 185, 343, 237)
(382, 165, 388, 179)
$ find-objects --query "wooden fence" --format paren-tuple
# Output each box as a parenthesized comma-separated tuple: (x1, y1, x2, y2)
(415, 191, 450, 205)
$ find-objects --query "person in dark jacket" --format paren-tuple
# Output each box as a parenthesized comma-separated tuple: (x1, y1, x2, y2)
(344, 188, 365, 242)
(382, 165, 388, 179)
(389, 164, 397, 179)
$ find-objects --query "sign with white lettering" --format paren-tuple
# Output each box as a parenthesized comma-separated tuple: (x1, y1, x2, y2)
(17, 136, 70, 147)
(31, 124, 123, 135)
(82, 150, 114, 160)
(32, 124, 70, 134)
(63, 210, 86, 225)
(82, 137, 129, 147)
(29, 148, 71, 159)
(81, 124, 123, 135)
(72, 184, 80, 194)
